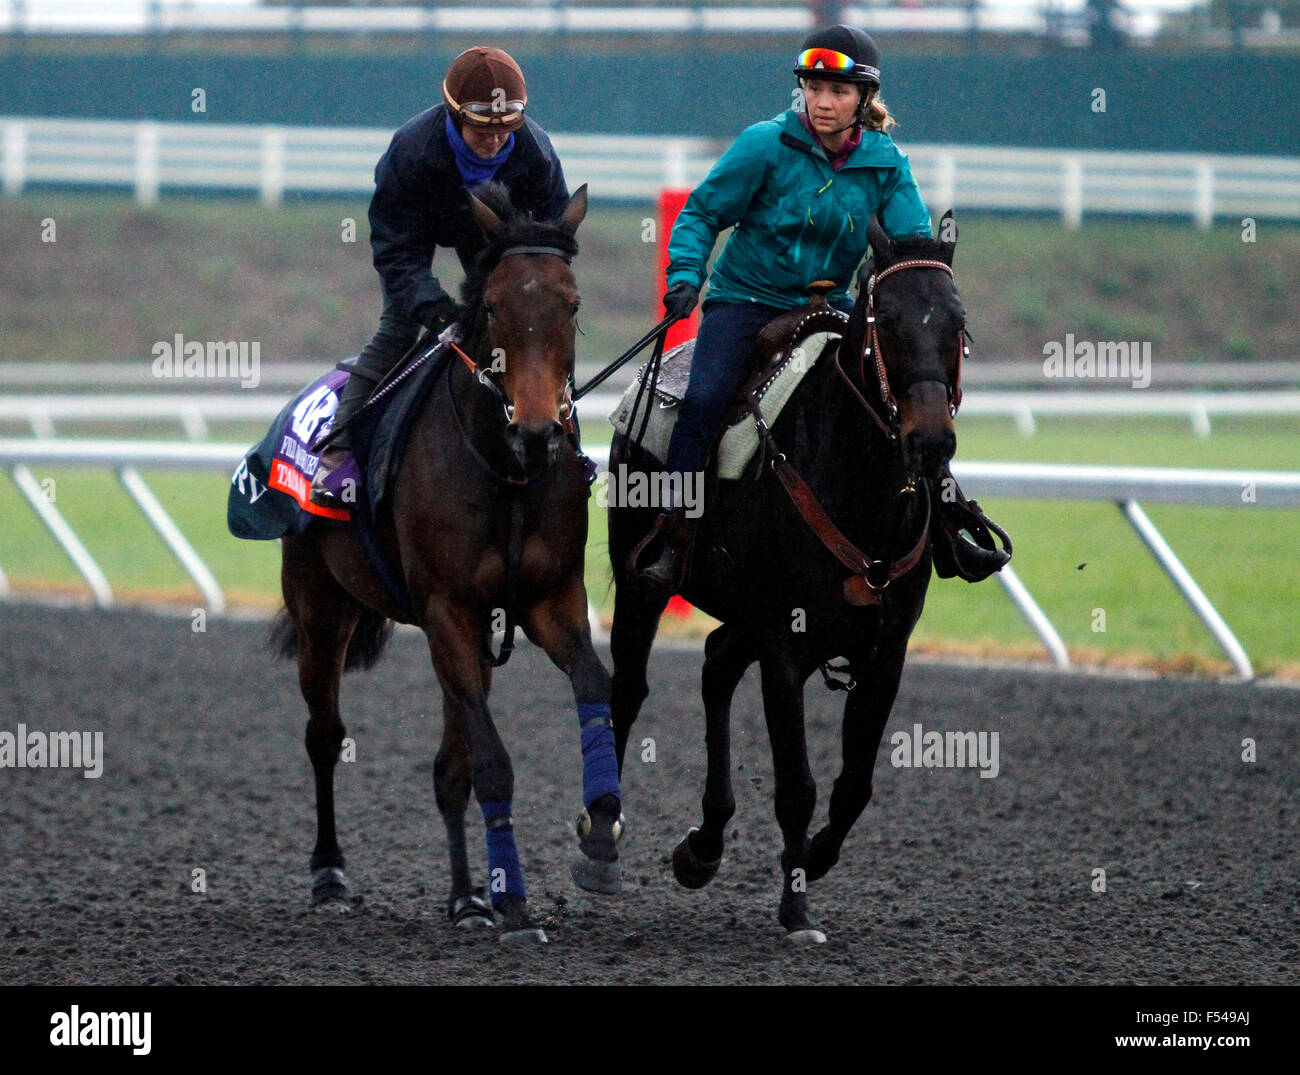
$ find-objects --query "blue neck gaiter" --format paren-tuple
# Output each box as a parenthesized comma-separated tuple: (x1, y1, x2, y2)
(445, 115, 515, 187)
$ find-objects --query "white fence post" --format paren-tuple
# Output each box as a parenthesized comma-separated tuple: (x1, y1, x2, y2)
(935, 150, 956, 215)
(260, 126, 286, 208)
(1194, 160, 1214, 230)
(996, 565, 1071, 668)
(664, 139, 688, 189)
(1119, 499, 1253, 679)
(135, 121, 160, 207)
(3, 119, 26, 196)
(11, 462, 115, 608)
(1062, 156, 1083, 229)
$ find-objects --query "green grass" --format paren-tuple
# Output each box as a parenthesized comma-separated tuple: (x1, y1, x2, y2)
(3, 194, 1299, 369)
(3, 416, 1297, 676)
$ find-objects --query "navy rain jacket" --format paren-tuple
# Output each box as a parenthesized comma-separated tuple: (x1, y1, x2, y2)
(368, 103, 570, 328)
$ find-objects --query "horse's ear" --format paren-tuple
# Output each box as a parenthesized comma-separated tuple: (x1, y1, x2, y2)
(470, 192, 503, 235)
(866, 215, 891, 266)
(559, 183, 588, 235)
(937, 209, 957, 266)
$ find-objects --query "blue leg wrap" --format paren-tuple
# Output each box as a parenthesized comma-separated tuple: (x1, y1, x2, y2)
(480, 799, 526, 907)
(578, 702, 621, 809)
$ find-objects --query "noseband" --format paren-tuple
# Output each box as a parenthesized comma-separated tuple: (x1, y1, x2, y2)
(860, 258, 967, 430)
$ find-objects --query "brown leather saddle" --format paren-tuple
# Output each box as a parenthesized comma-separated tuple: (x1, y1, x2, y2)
(725, 283, 850, 428)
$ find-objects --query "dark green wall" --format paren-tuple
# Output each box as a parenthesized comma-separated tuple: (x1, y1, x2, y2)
(1, 51, 1294, 155)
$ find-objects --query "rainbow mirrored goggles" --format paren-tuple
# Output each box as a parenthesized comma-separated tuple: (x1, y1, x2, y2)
(794, 48, 880, 84)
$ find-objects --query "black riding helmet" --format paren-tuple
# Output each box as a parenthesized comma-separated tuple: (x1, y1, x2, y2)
(793, 25, 881, 131)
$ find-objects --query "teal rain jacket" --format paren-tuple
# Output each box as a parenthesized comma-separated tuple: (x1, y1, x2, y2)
(666, 109, 932, 310)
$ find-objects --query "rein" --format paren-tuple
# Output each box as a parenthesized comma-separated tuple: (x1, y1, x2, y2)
(572, 315, 677, 401)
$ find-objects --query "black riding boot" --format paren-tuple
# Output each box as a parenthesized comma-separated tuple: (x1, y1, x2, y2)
(928, 463, 1013, 581)
(639, 489, 699, 594)
(309, 368, 378, 506)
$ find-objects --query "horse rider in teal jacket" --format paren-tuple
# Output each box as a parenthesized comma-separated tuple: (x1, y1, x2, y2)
(640, 24, 933, 591)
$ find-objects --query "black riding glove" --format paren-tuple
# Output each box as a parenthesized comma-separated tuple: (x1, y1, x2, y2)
(663, 282, 699, 322)
(420, 294, 460, 332)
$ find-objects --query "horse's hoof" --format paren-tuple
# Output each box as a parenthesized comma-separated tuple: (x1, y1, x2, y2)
(310, 866, 349, 911)
(786, 928, 828, 945)
(575, 809, 626, 844)
(570, 856, 623, 895)
(671, 828, 721, 889)
(449, 891, 495, 930)
(499, 926, 548, 945)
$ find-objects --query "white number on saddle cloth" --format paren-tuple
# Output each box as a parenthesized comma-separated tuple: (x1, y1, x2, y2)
(291, 384, 339, 446)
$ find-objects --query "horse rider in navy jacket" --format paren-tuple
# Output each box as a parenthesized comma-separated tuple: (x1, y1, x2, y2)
(640, 24, 934, 591)
(313, 46, 570, 504)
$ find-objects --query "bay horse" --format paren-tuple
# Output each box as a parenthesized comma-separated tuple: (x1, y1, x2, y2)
(274, 184, 623, 943)
(607, 213, 967, 942)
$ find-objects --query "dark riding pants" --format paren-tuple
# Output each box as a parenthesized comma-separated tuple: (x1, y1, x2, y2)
(664, 298, 851, 476)
(334, 293, 426, 432)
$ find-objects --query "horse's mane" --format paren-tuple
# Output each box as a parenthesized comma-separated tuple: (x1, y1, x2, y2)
(880, 232, 947, 264)
(460, 182, 578, 313)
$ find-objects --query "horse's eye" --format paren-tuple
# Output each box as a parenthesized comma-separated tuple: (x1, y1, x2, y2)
(483, 302, 496, 318)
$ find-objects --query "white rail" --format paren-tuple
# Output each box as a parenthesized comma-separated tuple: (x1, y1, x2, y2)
(3, 116, 1298, 225)
(0, 2, 1176, 40)
(5, 391, 1300, 441)
(1, 437, 1293, 678)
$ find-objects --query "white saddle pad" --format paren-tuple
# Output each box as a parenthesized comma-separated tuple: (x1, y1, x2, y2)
(608, 330, 841, 480)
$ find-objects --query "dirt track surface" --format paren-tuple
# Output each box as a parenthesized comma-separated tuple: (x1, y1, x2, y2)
(0, 603, 1295, 986)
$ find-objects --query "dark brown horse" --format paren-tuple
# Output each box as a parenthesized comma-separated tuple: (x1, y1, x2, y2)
(608, 214, 968, 942)
(274, 184, 623, 943)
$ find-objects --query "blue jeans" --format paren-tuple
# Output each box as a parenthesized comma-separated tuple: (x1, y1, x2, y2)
(664, 298, 851, 475)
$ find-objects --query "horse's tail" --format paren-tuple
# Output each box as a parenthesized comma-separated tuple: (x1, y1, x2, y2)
(269, 607, 395, 673)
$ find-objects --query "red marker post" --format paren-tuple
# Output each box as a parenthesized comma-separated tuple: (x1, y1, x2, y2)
(657, 187, 699, 350)
(657, 186, 698, 620)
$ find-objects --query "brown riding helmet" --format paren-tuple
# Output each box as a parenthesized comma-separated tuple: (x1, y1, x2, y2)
(442, 46, 528, 131)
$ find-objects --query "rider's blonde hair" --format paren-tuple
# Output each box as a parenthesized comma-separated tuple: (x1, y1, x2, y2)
(862, 90, 896, 133)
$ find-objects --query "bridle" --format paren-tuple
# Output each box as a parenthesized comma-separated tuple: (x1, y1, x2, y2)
(449, 243, 578, 427)
(850, 258, 967, 437)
